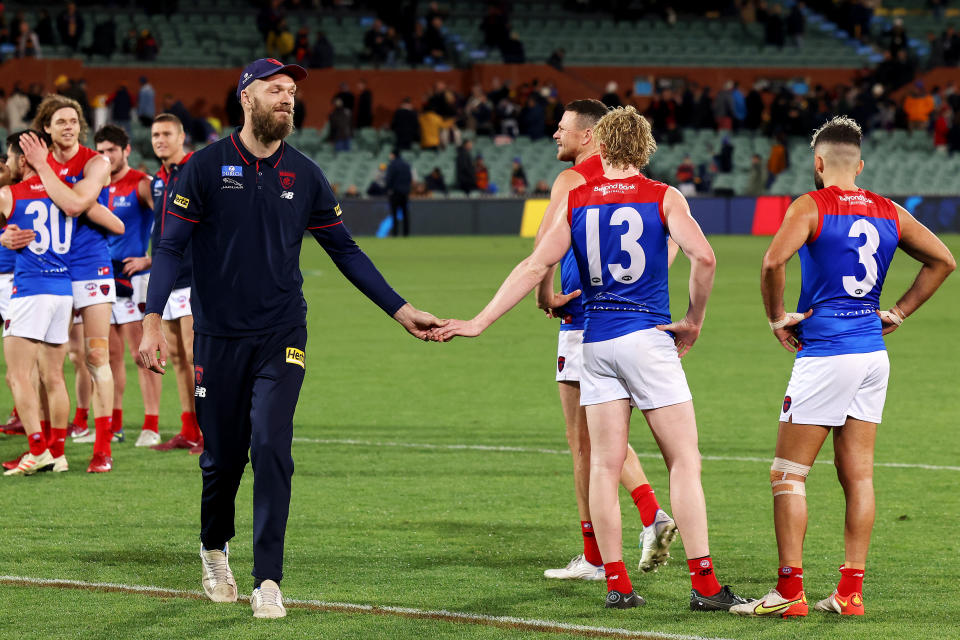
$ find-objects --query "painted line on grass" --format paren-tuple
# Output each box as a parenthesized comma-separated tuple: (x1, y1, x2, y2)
(292, 437, 960, 472)
(0, 575, 732, 640)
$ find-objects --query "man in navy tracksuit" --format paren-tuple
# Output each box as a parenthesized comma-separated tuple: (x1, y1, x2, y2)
(139, 58, 443, 619)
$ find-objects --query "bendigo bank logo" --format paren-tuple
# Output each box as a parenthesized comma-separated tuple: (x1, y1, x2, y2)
(279, 171, 296, 190)
(285, 347, 305, 369)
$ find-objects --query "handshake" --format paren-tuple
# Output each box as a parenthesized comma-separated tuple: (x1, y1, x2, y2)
(391, 303, 481, 343)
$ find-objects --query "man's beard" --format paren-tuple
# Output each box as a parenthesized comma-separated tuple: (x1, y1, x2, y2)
(813, 169, 824, 190)
(251, 98, 294, 144)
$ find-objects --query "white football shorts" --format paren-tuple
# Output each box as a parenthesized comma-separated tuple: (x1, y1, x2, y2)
(0, 272, 13, 319)
(72, 278, 116, 311)
(111, 273, 149, 325)
(779, 351, 889, 426)
(3, 294, 73, 344)
(162, 287, 192, 321)
(580, 328, 692, 410)
(556, 329, 583, 382)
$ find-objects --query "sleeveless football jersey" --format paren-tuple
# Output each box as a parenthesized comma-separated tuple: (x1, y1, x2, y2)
(568, 173, 671, 343)
(105, 169, 153, 262)
(6, 176, 73, 297)
(557, 154, 604, 331)
(795, 186, 900, 358)
(46, 146, 112, 279)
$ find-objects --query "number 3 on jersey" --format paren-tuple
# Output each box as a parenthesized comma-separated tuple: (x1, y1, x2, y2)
(24, 200, 74, 255)
(842, 219, 879, 298)
(585, 206, 646, 286)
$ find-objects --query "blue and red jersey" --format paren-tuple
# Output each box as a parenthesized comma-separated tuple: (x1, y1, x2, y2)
(795, 186, 900, 358)
(0, 245, 15, 273)
(557, 154, 604, 332)
(106, 168, 153, 264)
(568, 173, 672, 343)
(6, 176, 73, 297)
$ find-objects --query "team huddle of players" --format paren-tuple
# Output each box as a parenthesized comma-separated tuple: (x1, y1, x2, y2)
(0, 94, 202, 476)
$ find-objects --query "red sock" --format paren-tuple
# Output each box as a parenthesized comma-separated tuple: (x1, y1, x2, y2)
(142, 414, 159, 433)
(603, 560, 632, 593)
(93, 416, 112, 456)
(776, 565, 804, 599)
(49, 427, 67, 458)
(630, 484, 661, 527)
(688, 556, 721, 596)
(111, 409, 123, 432)
(73, 407, 89, 427)
(837, 565, 864, 596)
(40, 420, 51, 442)
(28, 432, 46, 456)
(581, 521, 603, 566)
(180, 412, 201, 441)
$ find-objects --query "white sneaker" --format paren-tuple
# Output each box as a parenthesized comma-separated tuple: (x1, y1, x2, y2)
(543, 554, 605, 580)
(251, 580, 286, 618)
(200, 544, 238, 603)
(730, 588, 808, 617)
(52, 455, 69, 472)
(3, 450, 55, 476)
(639, 509, 678, 572)
(73, 432, 95, 443)
(135, 430, 162, 447)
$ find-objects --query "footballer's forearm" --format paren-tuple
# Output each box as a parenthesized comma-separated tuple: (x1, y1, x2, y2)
(473, 257, 548, 332)
(760, 260, 788, 322)
(685, 252, 716, 326)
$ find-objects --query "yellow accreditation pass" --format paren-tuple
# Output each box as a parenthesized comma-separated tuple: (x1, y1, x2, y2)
(285, 347, 305, 369)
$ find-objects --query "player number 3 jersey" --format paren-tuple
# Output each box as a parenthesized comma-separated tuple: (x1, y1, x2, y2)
(795, 186, 900, 357)
(568, 174, 671, 343)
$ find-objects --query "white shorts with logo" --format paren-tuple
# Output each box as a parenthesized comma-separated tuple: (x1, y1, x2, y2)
(0, 273, 13, 319)
(580, 328, 693, 410)
(111, 273, 150, 326)
(779, 351, 889, 426)
(3, 294, 73, 344)
(72, 277, 116, 316)
(162, 287, 192, 321)
(556, 329, 584, 382)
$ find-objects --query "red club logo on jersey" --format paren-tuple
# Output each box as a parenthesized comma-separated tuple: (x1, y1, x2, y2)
(195, 365, 203, 385)
(783, 396, 792, 413)
(279, 171, 296, 190)
(557, 356, 566, 372)
(100, 284, 111, 296)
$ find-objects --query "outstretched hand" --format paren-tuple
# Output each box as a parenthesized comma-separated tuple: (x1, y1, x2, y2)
(427, 318, 482, 342)
(770, 309, 813, 352)
(393, 303, 448, 341)
(538, 288, 581, 319)
(0, 224, 35, 250)
(656, 316, 702, 358)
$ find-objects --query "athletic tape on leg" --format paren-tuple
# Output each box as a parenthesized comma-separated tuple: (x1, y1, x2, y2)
(770, 457, 811, 497)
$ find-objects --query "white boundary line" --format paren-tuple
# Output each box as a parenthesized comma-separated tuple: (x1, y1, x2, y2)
(292, 437, 960, 472)
(0, 575, 734, 640)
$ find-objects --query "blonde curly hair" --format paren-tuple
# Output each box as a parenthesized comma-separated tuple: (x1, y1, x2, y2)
(593, 106, 657, 170)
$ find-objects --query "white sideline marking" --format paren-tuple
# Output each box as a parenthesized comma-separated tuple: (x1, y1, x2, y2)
(292, 437, 960, 472)
(0, 575, 733, 640)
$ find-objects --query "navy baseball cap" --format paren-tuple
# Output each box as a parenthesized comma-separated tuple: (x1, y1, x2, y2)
(237, 58, 308, 99)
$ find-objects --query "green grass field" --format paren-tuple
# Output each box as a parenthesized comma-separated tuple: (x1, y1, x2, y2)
(1, 234, 958, 640)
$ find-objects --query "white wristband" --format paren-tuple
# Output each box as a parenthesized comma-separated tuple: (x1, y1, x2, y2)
(769, 312, 806, 330)
(878, 307, 904, 326)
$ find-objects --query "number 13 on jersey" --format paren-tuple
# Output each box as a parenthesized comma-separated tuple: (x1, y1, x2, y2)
(579, 203, 667, 289)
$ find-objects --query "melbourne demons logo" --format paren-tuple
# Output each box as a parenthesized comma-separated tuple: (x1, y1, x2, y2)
(557, 356, 566, 372)
(100, 284, 111, 296)
(783, 396, 792, 413)
(279, 171, 296, 190)
(195, 366, 203, 385)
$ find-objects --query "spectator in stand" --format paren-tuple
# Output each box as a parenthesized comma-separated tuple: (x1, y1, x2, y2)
(406, 21, 428, 66)
(294, 98, 306, 130)
(933, 107, 951, 150)
(601, 81, 622, 109)
(887, 18, 908, 57)
(746, 153, 765, 196)
(496, 95, 520, 138)
(713, 81, 735, 130)
(764, 4, 785, 47)
(465, 84, 494, 136)
(344, 184, 361, 197)
(519, 95, 545, 139)
(731, 81, 746, 130)
(391, 97, 420, 150)
(943, 26, 960, 67)
(335, 82, 355, 113)
(548, 47, 566, 71)
(766, 132, 788, 188)
(292, 27, 311, 65)
(109, 85, 133, 133)
(745, 82, 765, 130)
(6, 85, 30, 131)
(35, 9, 55, 46)
(510, 157, 527, 196)
(487, 76, 509, 105)
(786, 2, 805, 47)
(385, 149, 413, 237)
(948, 112, 960, 154)
(904, 82, 935, 131)
(419, 109, 443, 150)
(481, 5, 509, 50)
(57, 2, 84, 51)
(329, 98, 353, 152)
(266, 19, 294, 61)
(675, 155, 696, 197)
(475, 155, 490, 193)
(87, 17, 117, 58)
(16, 19, 40, 59)
(501, 30, 526, 63)
(136, 29, 159, 61)
(532, 180, 550, 196)
(425, 166, 447, 194)
(256, 0, 284, 42)
(310, 30, 334, 68)
(363, 18, 386, 64)
(122, 28, 138, 55)
(456, 139, 477, 193)
(927, 31, 945, 70)
(356, 81, 373, 129)
(137, 76, 155, 127)
(367, 162, 388, 197)
(424, 16, 447, 61)
(425, 2, 448, 25)
(717, 135, 734, 173)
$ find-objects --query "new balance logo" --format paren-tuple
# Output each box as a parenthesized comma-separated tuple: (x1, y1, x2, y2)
(280, 191, 294, 199)
(195, 385, 207, 398)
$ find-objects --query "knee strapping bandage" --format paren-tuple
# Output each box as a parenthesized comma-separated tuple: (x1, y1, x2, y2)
(84, 338, 112, 382)
(770, 457, 811, 497)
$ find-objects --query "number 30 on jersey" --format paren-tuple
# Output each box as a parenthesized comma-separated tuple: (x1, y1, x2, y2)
(24, 200, 74, 255)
